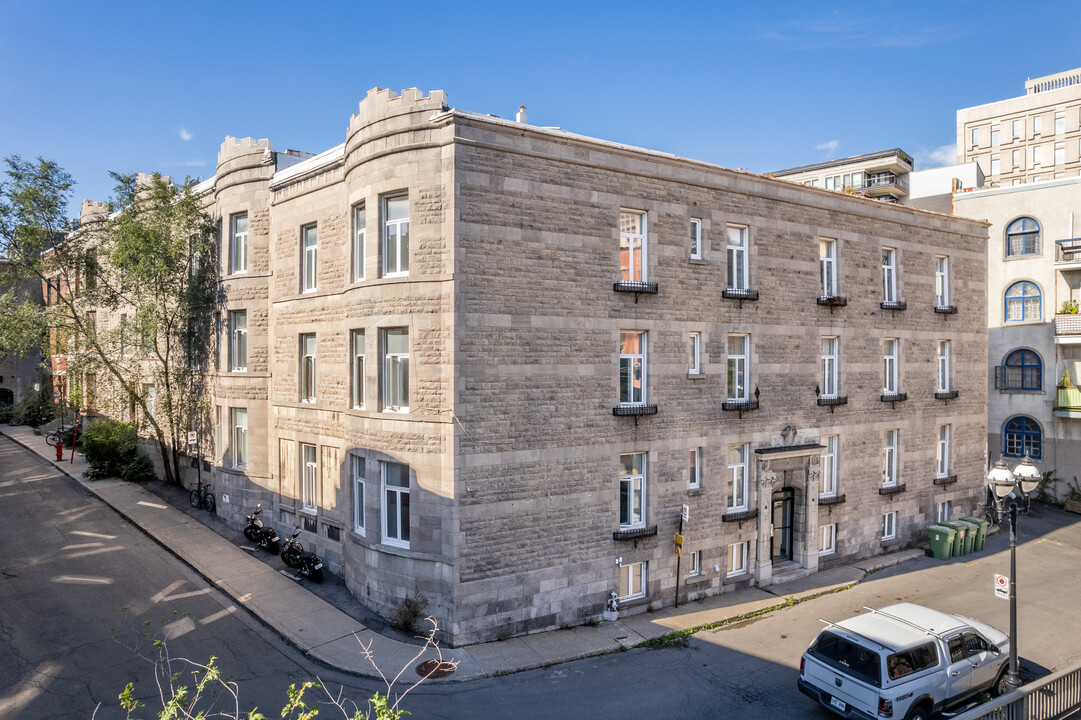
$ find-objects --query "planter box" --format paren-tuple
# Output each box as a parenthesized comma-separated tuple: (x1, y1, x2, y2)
(1065, 500, 1081, 515)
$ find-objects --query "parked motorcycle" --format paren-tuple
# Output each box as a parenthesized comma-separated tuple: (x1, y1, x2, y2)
(243, 505, 280, 554)
(280, 527, 323, 582)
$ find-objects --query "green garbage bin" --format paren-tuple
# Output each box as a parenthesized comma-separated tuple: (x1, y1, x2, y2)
(956, 519, 978, 555)
(940, 521, 967, 556)
(962, 516, 989, 552)
(927, 525, 955, 560)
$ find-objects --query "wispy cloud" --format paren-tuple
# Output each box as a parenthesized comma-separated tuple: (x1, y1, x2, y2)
(170, 159, 208, 167)
(178, 127, 193, 141)
(816, 139, 840, 157)
(759, 14, 965, 50)
(912, 144, 958, 170)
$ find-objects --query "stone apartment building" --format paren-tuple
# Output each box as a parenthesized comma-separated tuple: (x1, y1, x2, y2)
(75, 88, 989, 646)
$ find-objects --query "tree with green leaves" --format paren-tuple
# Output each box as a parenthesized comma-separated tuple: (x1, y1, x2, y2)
(0, 155, 217, 486)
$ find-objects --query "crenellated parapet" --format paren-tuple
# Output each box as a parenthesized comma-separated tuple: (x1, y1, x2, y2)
(216, 136, 276, 197)
(344, 88, 449, 180)
(79, 199, 110, 224)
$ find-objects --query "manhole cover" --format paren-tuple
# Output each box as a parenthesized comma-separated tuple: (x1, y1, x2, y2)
(415, 660, 456, 678)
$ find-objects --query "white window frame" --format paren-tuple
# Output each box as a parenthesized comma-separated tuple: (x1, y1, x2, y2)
(1013, 149, 1021, 168)
(301, 224, 317, 293)
(215, 405, 222, 463)
(1033, 145, 1043, 167)
(727, 541, 748, 577)
(821, 435, 838, 497)
(619, 330, 648, 405)
(352, 455, 366, 535)
(619, 210, 647, 282)
(726, 225, 749, 291)
(820, 237, 837, 297)
(619, 452, 646, 529)
(821, 336, 839, 399)
(820, 523, 836, 555)
(1034, 115, 1043, 135)
(351, 330, 365, 409)
(937, 500, 952, 524)
(688, 332, 701, 375)
(970, 127, 979, 148)
(301, 443, 317, 513)
(1056, 113, 1066, 135)
(727, 334, 749, 401)
(619, 561, 646, 600)
(689, 447, 701, 489)
(382, 328, 409, 412)
(937, 424, 951, 478)
(689, 218, 702, 260)
(727, 444, 749, 512)
(935, 256, 949, 308)
(382, 461, 410, 548)
(689, 549, 702, 577)
(231, 408, 247, 468)
(382, 194, 409, 277)
(353, 204, 366, 282)
(1055, 143, 1065, 167)
(300, 333, 316, 403)
(990, 155, 1000, 175)
(937, 340, 951, 393)
(882, 429, 899, 488)
(883, 338, 899, 394)
(881, 248, 897, 303)
(882, 511, 897, 541)
(230, 213, 248, 275)
(229, 310, 247, 372)
(990, 124, 1000, 146)
(1013, 119, 1022, 138)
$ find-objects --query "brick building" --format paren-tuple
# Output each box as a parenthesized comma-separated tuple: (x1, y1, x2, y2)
(80, 88, 989, 646)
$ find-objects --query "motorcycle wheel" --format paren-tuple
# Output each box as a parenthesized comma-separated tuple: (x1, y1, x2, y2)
(205, 493, 216, 514)
(244, 526, 260, 542)
(281, 551, 298, 569)
(265, 539, 280, 555)
(304, 566, 323, 583)
(189, 489, 200, 508)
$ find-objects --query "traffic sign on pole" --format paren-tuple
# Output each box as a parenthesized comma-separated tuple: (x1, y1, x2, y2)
(994, 574, 1009, 600)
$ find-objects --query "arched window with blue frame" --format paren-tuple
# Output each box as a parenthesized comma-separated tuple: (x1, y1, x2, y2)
(1004, 416, 1042, 458)
(1004, 281, 1041, 322)
(999, 349, 1042, 391)
(1006, 217, 1041, 257)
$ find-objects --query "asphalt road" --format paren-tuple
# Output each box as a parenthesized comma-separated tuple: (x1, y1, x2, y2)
(4, 433, 1081, 719)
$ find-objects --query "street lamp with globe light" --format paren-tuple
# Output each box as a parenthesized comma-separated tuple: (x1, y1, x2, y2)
(985, 454, 1042, 692)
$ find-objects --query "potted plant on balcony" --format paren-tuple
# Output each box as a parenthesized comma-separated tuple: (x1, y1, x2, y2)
(1060, 299, 1079, 315)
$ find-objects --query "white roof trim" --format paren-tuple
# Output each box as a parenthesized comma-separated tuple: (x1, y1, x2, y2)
(272, 143, 345, 186)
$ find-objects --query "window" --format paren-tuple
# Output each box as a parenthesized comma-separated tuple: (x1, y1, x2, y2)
(821, 336, 839, 398)
(383, 461, 410, 547)
(937, 424, 951, 478)
(215, 406, 222, 463)
(825, 176, 834, 190)
(382, 328, 409, 412)
(689, 447, 701, 489)
(85, 373, 96, 410)
(1056, 143, 1066, 166)
(937, 500, 952, 524)
(1000, 349, 1042, 391)
(300, 334, 316, 403)
(821, 435, 838, 497)
(619, 210, 646, 282)
(688, 332, 701, 375)
(883, 338, 899, 394)
(689, 550, 701, 577)
(1013, 119, 1022, 138)
(353, 205, 366, 282)
(882, 429, 898, 487)
(970, 128, 979, 147)
(232, 408, 247, 468)
(229, 310, 247, 372)
(619, 331, 647, 405)
(1005, 217, 1040, 256)
(934, 340, 951, 393)
(727, 541, 748, 577)
(1004, 416, 1042, 458)
(881, 511, 897, 541)
(820, 238, 837, 297)
(727, 444, 749, 512)
(619, 453, 646, 529)
(1033, 145, 1043, 166)
(352, 456, 366, 535)
(820, 524, 836, 555)
(1013, 149, 1021, 168)
(619, 561, 646, 600)
(1005, 281, 1041, 322)
(382, 195, 409, 276)
(230, 214, 248, 274)
(990, 125, 1000, 146)
(689, 218, 702, 259)
(86, 311, 96, 345)
(1056, 113, 1066, 135)
(727, 334, 749, 401)
(301, 224, 317, 292)
(1034, 115, 1043, 135)
(351, 330, 365, 409)
(935, 256, 950, 308)
(301, 443, 317, 512)
(881, 248, 897, 303)
(990, 155, 1000, 175)
(726, 225, 748, 290)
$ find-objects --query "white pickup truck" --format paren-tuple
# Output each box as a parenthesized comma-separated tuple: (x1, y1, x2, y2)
(798, 603, 1010, 720)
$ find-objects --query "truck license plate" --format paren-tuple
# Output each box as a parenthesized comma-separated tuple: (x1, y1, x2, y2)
(830, 696, 847, 712)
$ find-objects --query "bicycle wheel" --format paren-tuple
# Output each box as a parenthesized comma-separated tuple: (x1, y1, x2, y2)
(204, 492, 216, 514)
(189, 489, 201, 508)
(45, 432, 60, 446)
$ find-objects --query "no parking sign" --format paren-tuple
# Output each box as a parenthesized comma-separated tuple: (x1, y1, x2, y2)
(994, 574, 1010, 600)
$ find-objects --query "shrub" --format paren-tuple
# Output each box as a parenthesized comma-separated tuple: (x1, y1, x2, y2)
(80, 419, 153, 481)
(391, 589, 429, 634)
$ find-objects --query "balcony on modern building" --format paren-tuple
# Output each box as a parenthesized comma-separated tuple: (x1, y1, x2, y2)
(1054, 314, 1081, 343)
(1055, 385, 1081, 418)
(859, 172, 910, 200)
(1055, 238, 1081, 269)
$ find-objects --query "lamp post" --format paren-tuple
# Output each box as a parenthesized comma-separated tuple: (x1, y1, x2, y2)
(985, 455, 1042, 692)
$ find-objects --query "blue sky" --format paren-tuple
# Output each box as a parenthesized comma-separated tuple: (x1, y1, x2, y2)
(3, 0, 1081, 215)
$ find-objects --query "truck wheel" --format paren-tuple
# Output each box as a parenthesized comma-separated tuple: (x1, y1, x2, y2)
(904, 702, 931, 720)
(992, 668, 1009, 697)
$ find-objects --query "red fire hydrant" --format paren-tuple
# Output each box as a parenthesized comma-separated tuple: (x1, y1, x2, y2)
(54, 441, 63, 461)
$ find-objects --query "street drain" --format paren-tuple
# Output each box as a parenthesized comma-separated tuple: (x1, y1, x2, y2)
(416, 660, 456, 678)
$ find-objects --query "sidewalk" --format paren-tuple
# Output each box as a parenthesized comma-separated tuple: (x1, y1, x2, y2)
(3, 425, 924, 683)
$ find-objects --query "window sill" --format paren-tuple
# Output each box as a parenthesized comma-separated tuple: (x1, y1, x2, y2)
(687, 487, 703, 496)
(685, 574, 709, 586)
(721, 399, 759, 413)
(687, 371, 704, 379)
(613, 280, 659, 296)
(935, 390, 960, 400)
(722, 508, 758, 523)
(879, 483, 907, 496)
(723, 572, 751, 586)
(688, 257, 707, 265)
(880, 392, 907, 404)
(933, 475, 958, 486)
(880, 300, 907, 311)
(819, 493, 846, 507)
(934, 305, 959, 315)
(817, 395, 848, 408)
(612, 404, 658, 417)
(613, 525, 658, 541)
(816, 295, 848, 308)
(722, 287, 759, 302)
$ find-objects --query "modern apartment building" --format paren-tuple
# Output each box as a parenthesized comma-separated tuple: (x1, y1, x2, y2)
(73, 88, 989, 646)
(957, 67, 1081, 187)
(773, 149, 915, 203)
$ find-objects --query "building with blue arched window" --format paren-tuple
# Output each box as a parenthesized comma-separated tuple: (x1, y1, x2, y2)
(1004, 217, 1040, 257)
(1003, 416, 1042, 458)
(995, 349, 1042, 391)
(1004, 281, 1041, 322)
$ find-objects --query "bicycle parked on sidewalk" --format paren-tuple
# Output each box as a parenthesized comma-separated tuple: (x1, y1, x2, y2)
(44, 423, 77, 447)
(190, 479, 216, 513)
